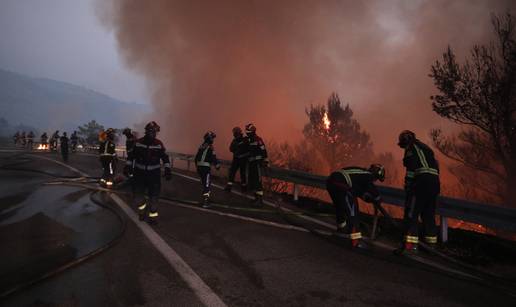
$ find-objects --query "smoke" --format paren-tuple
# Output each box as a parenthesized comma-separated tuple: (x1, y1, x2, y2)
(99, 0, 515, 156)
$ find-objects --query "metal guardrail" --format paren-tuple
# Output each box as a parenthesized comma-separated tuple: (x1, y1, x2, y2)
(168, 151, 516, 242)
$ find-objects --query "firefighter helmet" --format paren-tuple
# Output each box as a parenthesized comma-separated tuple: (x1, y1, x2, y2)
(369, 164, 385, 182)
(204, 131, 216, 144)
(232, 126, 243, 137)
(145, 121, 160, 136)
(122, 128, 132, 137)
(245, 123, 256, 135)
(398, 130, 416, 148)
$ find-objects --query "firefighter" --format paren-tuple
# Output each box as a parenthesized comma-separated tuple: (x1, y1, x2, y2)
(99, 128, 117, 187)
(70, 131, 79, 152)
(395, 130, 440, 254)
(60, 132, 69, 162)
(26, 131, 35, 150)
(13, 131, 20, 145)
(122, 128, 136, 160)
(50, 130, 60, 151)
(326, 164, 385, 248)
(245, 123, 269, 205)
(124, 121, 171, 224)
(225, 126, 249, 192)
(21, 131, 27, 147)
(195, 131, 221, 208)
(41, 132, 48, 148)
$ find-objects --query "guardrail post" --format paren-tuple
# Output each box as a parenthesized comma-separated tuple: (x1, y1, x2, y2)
(293, 184, 300, 202)
(440, 216, 448, 243)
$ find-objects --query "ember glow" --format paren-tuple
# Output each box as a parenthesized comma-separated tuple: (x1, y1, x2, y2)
(37, 144, 49, 150)
(323, 112, 331, 131)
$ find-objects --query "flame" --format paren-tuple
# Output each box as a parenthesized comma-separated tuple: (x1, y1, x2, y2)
(37, 144, 49, 150)
(323, 112, 331, 130)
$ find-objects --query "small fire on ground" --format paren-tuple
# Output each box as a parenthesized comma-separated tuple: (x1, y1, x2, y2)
(37, 144, 49, 150)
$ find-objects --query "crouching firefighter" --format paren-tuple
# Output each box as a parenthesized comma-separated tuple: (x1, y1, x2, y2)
(225, 126, 249, 192)
(245, 123, 269, 205)
(326, 164, 386, 248)
(195, 131, 221, 208)
(396, 130, 440, 254)
(124, 121, 171, 225)
(99, 128, 117, 187)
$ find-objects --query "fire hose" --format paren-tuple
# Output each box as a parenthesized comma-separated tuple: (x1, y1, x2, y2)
(2, 154, 515, 298)
(0, 191, 126, 299)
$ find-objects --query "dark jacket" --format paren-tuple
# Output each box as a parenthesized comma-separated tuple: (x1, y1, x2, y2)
(195, 143, 220, 168)
(328, 167, 381, 202)
(247, 134, 268, 163)
(127, 136, 171, 175)
(229, 136, 249, 159)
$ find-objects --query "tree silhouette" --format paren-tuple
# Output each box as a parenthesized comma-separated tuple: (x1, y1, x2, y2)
(429, 13, 516, 205)
(303, 93, 374, 171)
(77, 120, 105, 145)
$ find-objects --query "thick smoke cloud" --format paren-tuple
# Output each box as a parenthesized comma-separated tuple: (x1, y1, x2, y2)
(100, 0, 515, 156)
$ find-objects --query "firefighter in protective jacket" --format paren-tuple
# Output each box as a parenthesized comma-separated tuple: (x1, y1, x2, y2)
(26, 131, 35, 150)
(225, 126, 249, 192)
(40, 132, 48, 148)
(396, 130, 440, 254)
(245, 123, 269, 204)
(326, 164, 385, 248)
(99, 128, 117, 187)
(195, 131, 221, 208)
(124, 121, 171, 224)
(122, 128, 136, 160)
(70, 131, 79, 152)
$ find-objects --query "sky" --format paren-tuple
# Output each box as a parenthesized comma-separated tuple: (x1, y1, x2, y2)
(0, 0, 148, 104)
(1, 0, 515, 156)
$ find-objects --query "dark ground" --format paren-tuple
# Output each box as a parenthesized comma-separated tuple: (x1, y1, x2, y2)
(1, 148, 516, 307)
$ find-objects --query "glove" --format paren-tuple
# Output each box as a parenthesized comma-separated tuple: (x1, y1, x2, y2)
(262, 160, 270, 168)
(215, 163, 221, 170)
(123, 165, 133, 177)
(164, 168, 172, 181)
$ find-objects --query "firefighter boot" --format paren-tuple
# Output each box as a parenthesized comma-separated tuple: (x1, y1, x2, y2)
(147, 211, 158, 225)
(202, 195, 211, 209)
(252, 193, 263, 207)
(138, 202, 147, 221)
(394, 241, 419, 255)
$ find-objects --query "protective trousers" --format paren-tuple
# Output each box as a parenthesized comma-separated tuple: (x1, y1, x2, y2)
(228, 157, 247, 187)
(100, 156, 115, 182)
(61, 147, 69, 162)
(133, 171, 161, 222)
(326, 179, 360, 239)
(403, 174, 440, 245)
(197, 166, 212, 198)
(247, 160, 263, 196)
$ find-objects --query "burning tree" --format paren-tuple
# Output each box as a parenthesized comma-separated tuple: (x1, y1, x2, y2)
(303, 93, 374, 172)
(429, 13, 516, 206)
(77, 120, 104, 145)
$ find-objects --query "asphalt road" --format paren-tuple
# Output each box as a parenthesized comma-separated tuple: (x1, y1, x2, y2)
(1, 149, 515, 307)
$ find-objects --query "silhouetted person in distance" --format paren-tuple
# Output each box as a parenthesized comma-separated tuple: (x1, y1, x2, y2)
(60, 132, 69, 162)
(70, 131, 79, 152)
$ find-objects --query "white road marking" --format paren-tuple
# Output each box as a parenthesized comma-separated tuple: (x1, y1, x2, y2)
(172, 171, 336, 229)
(27, 154, 88, 177)
(110, 194, 227, 307)
(26, 153, 227, 307)
(12, 152, 482, 286)
(170, 170, 480, 278)
(160, 198, 309, 233)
